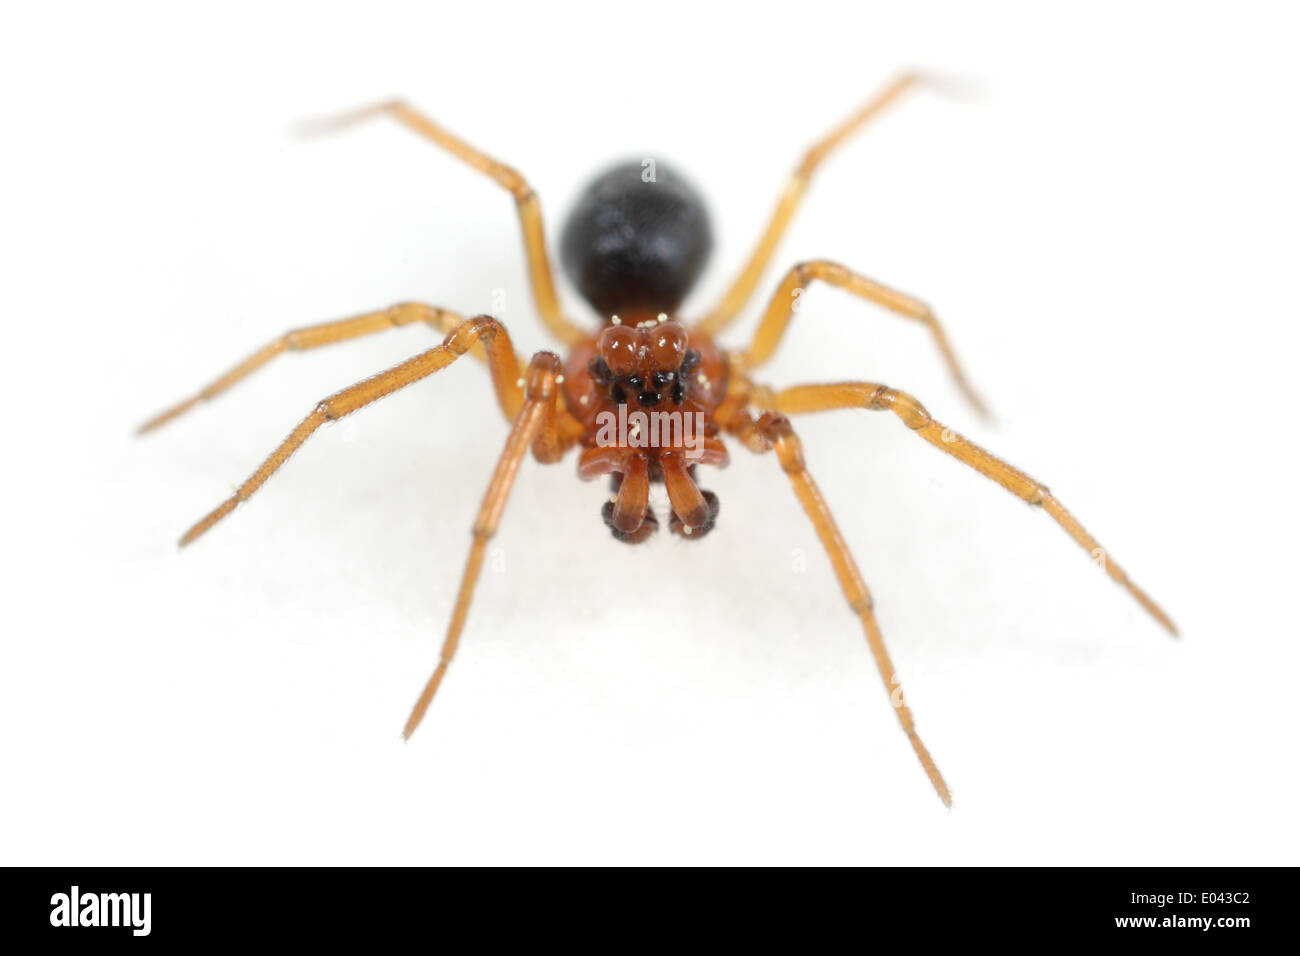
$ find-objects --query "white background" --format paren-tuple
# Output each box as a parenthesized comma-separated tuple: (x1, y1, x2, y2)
(2, 1, 1296, 865)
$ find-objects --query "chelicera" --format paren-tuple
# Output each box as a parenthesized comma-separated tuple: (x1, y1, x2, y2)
(141, 75, 1175, 806)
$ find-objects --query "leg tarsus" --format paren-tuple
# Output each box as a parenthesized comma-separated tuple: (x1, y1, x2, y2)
(138, 302, 471, 434)
(177, 316, 525, 547)
(401, 352, 565, 739)
(742, 259, 990, 419)
(698, 73, 933, 334)
(754, 382, 1177, 635)
(300, 99, 588, 346)
(749, 410, 953, 806)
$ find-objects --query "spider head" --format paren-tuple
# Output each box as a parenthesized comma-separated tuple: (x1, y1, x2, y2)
(589, 319, 692, 407)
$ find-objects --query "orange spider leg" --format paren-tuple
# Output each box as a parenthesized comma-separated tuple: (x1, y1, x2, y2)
(302, 100, 588, 346)
(742, 260, 989, 418)
(751, 381, 1177, 635)
(178, 316, 525, 547)
(137, 302, 495, 434)
(697, 72, 928, 335)
(402, 351, 567, 738)
(743, 410, 952, 806)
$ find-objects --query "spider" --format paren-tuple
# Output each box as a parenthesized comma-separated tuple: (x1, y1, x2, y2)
(140, 74, 1175, 806)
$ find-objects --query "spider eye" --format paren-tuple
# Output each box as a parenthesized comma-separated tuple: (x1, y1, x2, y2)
(647, 321, 688, 370)
(652, 371, 673, 389)
(598, 325, 640, 376)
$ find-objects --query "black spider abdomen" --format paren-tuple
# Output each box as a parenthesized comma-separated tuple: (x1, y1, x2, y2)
(560, 160, 712, 317)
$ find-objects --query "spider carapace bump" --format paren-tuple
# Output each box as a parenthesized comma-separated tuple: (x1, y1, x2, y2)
(141, 74, 1176, 807)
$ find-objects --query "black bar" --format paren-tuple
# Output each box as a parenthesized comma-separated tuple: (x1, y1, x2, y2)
(5, 866, 1286, 944)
